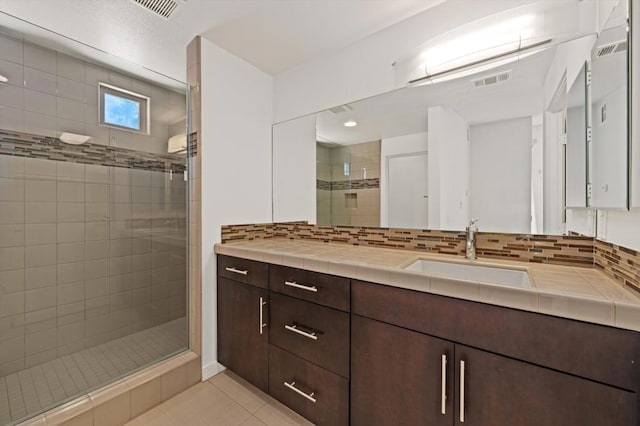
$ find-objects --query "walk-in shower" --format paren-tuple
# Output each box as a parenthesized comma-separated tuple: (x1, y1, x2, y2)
(0, 22, 189, 425)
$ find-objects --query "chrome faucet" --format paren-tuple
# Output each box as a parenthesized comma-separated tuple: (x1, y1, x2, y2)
(465, 218, 478, 260)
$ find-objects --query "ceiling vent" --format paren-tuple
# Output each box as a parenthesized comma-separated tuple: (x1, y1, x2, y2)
(596, 40, 628, 58)
(328, 104, 354, 115)
(130, 0, 184, 19)
(472, 70, 511, 88)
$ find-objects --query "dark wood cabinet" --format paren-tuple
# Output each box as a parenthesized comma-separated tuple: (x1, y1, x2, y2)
(217, 276, 269, 392)
(270, 264, 350, 311)
(218, 254, 269, 288)
(216, 254, 640, 425)
(351, 280, 639, 426)
(351, 315, 454, 426)
(270, 292, 350, 378)
(269, 345, 349, 426)
(455, 345, 636, 426)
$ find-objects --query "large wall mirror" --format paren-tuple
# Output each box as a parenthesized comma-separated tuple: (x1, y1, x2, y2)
(272, 0, 630, 236)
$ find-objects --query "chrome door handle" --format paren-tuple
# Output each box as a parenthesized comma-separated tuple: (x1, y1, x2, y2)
(284, 324, 318, 340)
(284, 281, 318, 293)
(460, 360, 466, 423)
(225, 267, 248, 275)
(259, 297, 267, 335)
(284, 381, 317, 403)
(441, 354, 447, 415)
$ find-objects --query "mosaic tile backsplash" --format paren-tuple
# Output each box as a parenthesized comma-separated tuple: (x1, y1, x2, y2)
(220, 222, 640, 296)
(595, 240, 640, 295)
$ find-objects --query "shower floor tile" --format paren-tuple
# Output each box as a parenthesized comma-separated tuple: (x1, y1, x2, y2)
(1, 317, 187, 426)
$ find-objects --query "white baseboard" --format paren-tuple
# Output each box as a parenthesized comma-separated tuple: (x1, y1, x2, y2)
(202, 361, 226, 380)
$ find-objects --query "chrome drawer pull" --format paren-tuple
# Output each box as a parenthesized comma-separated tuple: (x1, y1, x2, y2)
(284, 281, 318, 293)
(284, 324, 318, 340)
(441, 354, 447, 415)
(284, 381, 317, 403)
(225, 267, 248, 275)
(460, 360, 466, 423)
(259, 297, 267, 335)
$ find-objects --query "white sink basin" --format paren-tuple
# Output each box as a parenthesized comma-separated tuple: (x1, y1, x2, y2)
(405, 259, 531, 288)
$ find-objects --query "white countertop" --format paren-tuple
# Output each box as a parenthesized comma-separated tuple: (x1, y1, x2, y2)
(214, 239, 640, 332)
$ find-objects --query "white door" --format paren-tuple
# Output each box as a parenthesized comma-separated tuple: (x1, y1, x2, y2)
(388, 152, 428, 229)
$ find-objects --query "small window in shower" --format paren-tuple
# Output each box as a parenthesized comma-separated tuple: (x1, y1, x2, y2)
(99, 83, 150, 134)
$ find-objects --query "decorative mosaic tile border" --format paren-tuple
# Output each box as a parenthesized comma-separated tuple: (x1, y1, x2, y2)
(595, 240, 640, 295)
(0, 129, 186, 172)
(220, 222, 596, 267)
(188, 132, 198, 157)
(317, 180, 332, 191)
(331, 178, 380, 190)
(316, 178, 380, 191)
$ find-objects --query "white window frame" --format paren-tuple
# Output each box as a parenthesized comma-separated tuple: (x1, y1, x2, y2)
(98, 82, 150, 135)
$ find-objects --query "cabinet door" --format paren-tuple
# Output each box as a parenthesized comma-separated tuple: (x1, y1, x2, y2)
(217, 277, 269, 392)
(351, 315, 454, 426)
(455, 345, 637, 426)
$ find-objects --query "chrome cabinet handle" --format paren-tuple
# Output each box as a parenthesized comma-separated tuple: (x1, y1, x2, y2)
(284, 324, 318, 340)
(259, 297, 267, 335)
(460, 360, 466, 423)
(284, 381, 317, 403)
(284, 281, 318, 293)
(441, 354, 447, 415)
(225, 267, 248, 275)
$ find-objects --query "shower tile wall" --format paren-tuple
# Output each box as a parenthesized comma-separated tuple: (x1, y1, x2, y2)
(316, 140, 381, 227)
(0, 32, 186, 152)
(0, 32, 187, 380)
(0, 156, 187, 377)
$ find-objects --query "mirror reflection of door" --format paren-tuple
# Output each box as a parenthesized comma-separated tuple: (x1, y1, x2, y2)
(387, 152, 428, 229)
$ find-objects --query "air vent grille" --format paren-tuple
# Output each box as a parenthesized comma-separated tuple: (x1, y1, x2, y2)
(328, 104, 354, 115)
(596, 40, 628, 58)
(131, 0, 181, 19)
(472, 71, 511, 88)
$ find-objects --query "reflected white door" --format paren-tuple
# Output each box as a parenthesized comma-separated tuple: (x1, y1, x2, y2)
(388, 153, 428, 229)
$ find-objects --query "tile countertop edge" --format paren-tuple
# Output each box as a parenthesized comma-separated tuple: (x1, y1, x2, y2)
(214, 241, 640, 333)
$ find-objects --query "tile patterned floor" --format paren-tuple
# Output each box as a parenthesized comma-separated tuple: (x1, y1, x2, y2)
(1, 318, 187, 425)
(126, 370, 314, 426)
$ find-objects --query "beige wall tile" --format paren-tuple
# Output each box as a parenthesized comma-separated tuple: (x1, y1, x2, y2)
(130, 376, 162, 419)
(25, 244, 55, 268)
(25, 286, 56, 312)
(25, 223, 56, 246)
(0, 224, 24, 247)
(161, 364, 187, 401)
(25, 265, 56, 290)
(0, 201, 24, 224)
(25, 179, 56, 202)
(24, 201, 55, 224)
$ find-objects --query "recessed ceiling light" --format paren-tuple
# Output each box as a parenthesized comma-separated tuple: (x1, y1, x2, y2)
(0, 74, 8, 83)
(344, 120, 358, 127)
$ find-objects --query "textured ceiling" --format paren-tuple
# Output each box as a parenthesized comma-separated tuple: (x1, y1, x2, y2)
(0, 0, 446, 82)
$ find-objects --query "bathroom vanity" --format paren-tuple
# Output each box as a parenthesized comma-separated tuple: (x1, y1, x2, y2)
(215, 241, 640, 426)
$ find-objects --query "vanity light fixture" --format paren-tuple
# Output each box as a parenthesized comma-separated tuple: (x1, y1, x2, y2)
(344, 120, 358, 127)
(419, 14, 536, 76)
(394, 3, 573, 85)
(0, 74, 8, 83)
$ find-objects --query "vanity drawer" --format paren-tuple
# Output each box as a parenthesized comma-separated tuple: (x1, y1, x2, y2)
(270, 264, 350, 311)
(269, 344, 349, 426)
(270, 292, 350, 378)
(217, 255, 268, 289)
